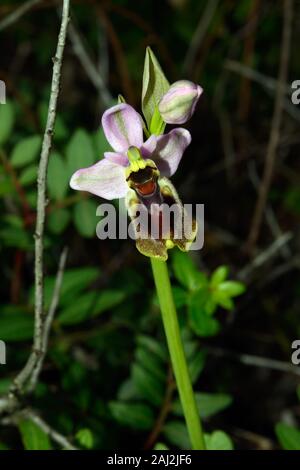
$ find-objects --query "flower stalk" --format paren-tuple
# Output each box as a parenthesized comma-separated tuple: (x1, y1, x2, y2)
(150, 257, 206, 450)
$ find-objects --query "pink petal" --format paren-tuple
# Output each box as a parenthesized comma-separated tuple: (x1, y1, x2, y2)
(70, 158, 128, 200)
(104, 152, 128, 167)
(152, 128, 191, 177)
(101, 104, 144, 152)
(140, 134, 157, 158)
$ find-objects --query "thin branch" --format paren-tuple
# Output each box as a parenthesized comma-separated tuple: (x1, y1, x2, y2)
(28, 411, 77, 449)
(12, 248, 68, 393)
(248, 161, 291, 259)
(225, 59, 300, 122)
(0, 0, 42, 32)
(218, 109, 236, 183)
(144, 367, 175, 450)
(230, 427, 275, 450)
(0, 395, 19, 416)
(245, 0, 294, 252)
(11, 0, 70, 394)
(237, 0, 261, 121)
(238, 232, 293, 281)
(28, 247, 68, 392)
(3, 409, 77, 450)
(183, 0, 220, 74)
(259, 255, 300, 287)
(68, 20, 112, 108)
(97, 24, 109, 87)
(206, 346, 300, 377)
(225, 59, 290, 94)
(96, 6, 135, 104)
(34, 0, 69, 369)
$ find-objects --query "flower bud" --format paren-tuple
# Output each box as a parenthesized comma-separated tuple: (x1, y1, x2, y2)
(158, 80, 203, 124)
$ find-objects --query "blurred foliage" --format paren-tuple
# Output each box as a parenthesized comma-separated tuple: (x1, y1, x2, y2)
(0, 0, 299, 451)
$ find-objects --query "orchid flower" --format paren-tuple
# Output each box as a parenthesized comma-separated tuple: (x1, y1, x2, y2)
(70, 103, 191, 201)
(70, 47, 202, 260)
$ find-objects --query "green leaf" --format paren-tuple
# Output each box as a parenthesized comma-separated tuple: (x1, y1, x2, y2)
(210, 265, 229, 288)
(0, 313, 33, 341)
(55, 267, 99, 304)
(131, 363, 164, 407)
(0, 378, 11, 395)
(27, 190, 37, 209)
(11, 135, 42, 168)
(163, 421, 190, 449)
(190, 313, 220, 337)
(91, 289, 127, 318)
(188, 350, 206, 384)
(0, 225, 33, 250)
(58, 291, 98, 325)
(142, 47, 170, 128)
(217, 281, 246, 297)
(109, 401, 154, 430)
(19, 419, 52, 450)
(154, 442, 169, 450)
(213, 294, 234, 311)
(0, 442, 10, 450)
(73, 199, 98, 238)
(135, 346, 166, 382)
(283, 187, 300, 215)
(172, 250, 207, 291)
(66, 129, 96, 177)
(19, 164, 37, 186)
(275, 423, 300, 450)
(0, 101, 15, 145)
(136, 335, 167, 362)
(173, 392, 232, 419)
(189, 290, 220, 337)
(191, 313, 220, 337)
(205, 430, 234, 450)
(117, 379, 140, 401)
(58, 289, 126, 325)
(0, 168, 14, 195)
(47, 152, 69, 200)
(172, 286, 189, 308)
(29, 267, 100, 309)
(48, 208, 71, 234)
(75, 428, 94, 449)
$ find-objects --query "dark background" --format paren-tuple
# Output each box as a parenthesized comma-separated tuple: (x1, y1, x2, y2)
(0, 0, 299, 450)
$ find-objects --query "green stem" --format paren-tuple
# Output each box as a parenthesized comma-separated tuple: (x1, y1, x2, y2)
(150, 258, 206, 450)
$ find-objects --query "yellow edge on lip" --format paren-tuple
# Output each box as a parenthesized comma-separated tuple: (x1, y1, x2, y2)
(125, 158, 157, 178)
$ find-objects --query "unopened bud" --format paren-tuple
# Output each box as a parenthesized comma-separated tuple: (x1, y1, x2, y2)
(158, 80, 203, 124)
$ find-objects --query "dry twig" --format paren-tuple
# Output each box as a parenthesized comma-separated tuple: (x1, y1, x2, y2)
(0, 0, 42, 32)
(68, 20, 112, 108)
(245, 0, 294, 252)
(183, 0, 220, 74)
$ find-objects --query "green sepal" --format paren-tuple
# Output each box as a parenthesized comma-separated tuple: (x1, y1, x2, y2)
(142, 47, 170, 129)
(149, 105, 166, 136)
(118, 94, 126, 104)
